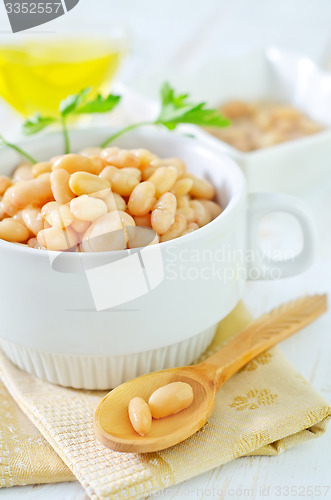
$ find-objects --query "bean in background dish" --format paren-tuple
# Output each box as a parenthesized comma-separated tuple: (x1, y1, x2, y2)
(206, 100, 322, 152)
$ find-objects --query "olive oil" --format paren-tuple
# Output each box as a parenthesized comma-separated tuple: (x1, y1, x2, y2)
(0, 38, 123, 116)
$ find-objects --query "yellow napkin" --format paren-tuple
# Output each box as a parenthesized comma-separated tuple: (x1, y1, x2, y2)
(0, 302, 330, 498)
(0, 379, 74, 487)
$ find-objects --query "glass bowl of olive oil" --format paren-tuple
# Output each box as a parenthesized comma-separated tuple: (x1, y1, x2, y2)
(0, 34, 127, 116)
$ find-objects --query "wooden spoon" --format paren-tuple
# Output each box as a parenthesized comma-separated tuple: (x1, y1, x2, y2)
(95, 295, 327, 453)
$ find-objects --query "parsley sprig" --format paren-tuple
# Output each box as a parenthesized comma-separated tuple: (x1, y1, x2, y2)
(0, 134, 37, 164)
(100, 82, 230, 146)
(23, 88, 121, 154)
(1, 82, 229, 162)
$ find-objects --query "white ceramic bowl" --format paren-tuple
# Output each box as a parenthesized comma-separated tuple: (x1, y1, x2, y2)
(133, 48, 331, 195)
(0, 127, 316, 389)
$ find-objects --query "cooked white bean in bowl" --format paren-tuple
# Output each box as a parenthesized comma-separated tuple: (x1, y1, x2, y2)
(0, 147, 223, 251)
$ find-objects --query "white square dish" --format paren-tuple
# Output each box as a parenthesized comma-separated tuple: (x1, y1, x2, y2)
(133, 48, 331, 195)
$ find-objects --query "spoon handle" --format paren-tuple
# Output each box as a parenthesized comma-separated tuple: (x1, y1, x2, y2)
(198, 295, 327, 391)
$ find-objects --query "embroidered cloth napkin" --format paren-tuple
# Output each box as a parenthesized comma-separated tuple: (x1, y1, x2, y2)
(0, 302, 330, 498)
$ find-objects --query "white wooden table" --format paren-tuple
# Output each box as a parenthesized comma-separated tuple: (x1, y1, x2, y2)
(1, 1, 331, 498)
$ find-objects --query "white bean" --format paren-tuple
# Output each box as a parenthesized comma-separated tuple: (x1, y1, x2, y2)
(0, 176, 12, 196)
(13, 163, 33, 182)
(50, 169, 75, 204)
(160, 214, 187, 242)
(69, 172, 110, 196)
(127, 226, 159, 249)
(0, 218, 30, 242)
(128, 182, 155, 216)
(45, 204, 73, 229)
(151, 193, 177, 235)
(189, 200, 212, 226)
(37, 226, 78, 251)
(148, 166, 177, 197)
(52, 154, 101, 175)
(81, 211, 134, 252)
(22, 207, 44, 235)
(128, 397, 152, 436)
(148, 382, 194, 419)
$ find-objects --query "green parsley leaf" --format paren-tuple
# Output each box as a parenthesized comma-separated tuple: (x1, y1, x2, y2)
(23, 113, 57, 135)
(160, 82, 189, 109)
(73, 93, 121, 114)
(156, 82, 230, 129)
(0, 134, 37, 163)
(59, 87, 91, 117)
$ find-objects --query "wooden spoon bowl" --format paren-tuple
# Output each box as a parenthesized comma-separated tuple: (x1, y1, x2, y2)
(95, 367, 214, 453)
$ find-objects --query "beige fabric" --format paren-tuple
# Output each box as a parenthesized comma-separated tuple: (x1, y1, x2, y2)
(0, 378, 75, 486)
(0, 302, 330, 498)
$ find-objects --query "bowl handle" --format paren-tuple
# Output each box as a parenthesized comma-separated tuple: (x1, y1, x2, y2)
(247, 192, 316, 279)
